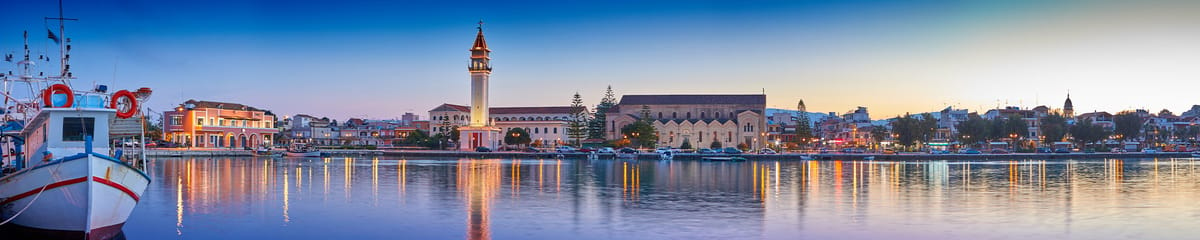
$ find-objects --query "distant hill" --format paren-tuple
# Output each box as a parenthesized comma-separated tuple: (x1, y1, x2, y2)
(764, 108, 834, 126)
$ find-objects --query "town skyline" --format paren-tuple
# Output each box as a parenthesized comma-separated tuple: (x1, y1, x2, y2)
(2, 0, 1199, 120)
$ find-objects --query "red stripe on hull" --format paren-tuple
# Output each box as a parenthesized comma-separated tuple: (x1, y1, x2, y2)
(91, 177, 140, 202)
(0, 176, 140, 205)
(0, 176, 88, 205)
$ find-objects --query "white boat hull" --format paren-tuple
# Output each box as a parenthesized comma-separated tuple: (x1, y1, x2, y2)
(284, 151, 322, 157)
(0, 153, 148, 239)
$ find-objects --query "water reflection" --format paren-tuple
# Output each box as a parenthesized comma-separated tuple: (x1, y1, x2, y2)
(114, 157, 1200, 239)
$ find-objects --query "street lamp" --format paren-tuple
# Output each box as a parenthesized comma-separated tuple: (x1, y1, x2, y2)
(1009, 133, 1018, 151)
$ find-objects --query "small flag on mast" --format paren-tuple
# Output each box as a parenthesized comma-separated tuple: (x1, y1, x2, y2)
(47, 29, 60, 44)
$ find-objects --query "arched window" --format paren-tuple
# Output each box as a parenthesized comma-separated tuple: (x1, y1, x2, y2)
(687, 112, 692, 119)
(716, 112, 721, 119)
(728, 132, 733, 142)
(544, 128, 549, 134)
(672, 112, 677, 118)
(534, 128, 539, 134)
(701, 112, 706, 119)
(699, 132, 704, 142)
(553, 128, 558, 134)
(658, 112, 663, 119)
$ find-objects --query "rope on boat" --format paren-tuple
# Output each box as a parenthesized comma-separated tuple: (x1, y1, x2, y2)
(0, 158, 67, 226)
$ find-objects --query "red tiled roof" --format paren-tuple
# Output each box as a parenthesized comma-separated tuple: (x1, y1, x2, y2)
(184, 99, 268, 113)
(618, 94, 766, 105)
(430, 103, 470, 112)
(491, 106, 578, 114)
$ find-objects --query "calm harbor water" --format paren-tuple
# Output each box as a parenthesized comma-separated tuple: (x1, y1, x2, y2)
(114, 156, 1200, 239)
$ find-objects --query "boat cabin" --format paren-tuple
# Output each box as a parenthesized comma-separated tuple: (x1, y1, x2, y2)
(18, 102, 115, 169)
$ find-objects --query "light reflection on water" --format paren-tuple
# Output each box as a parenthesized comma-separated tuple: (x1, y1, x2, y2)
(120, 157, 1200, 239)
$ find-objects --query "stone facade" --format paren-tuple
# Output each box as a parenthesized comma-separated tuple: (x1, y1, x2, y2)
(606, 94, 767, 149)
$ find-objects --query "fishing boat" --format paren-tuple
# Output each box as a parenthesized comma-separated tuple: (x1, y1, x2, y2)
(284, 143, 321, 157)
(0, 13, 151, 239)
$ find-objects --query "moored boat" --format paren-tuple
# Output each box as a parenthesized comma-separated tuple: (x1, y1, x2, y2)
(0, 10, 151, 238)
(284, 143, 322, 157)
(0, 92, 150, 239)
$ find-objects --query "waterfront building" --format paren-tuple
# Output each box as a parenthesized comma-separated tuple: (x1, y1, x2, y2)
(429, 104, 472, 135)
(604, 94, 766, 150)
(163, 100, 278, 148)
(284, 114, 339, 145)
(457, 22, 502, 150)
(1076, 111, 1116, 134)
(427, 105, 582, 147)
(983, 106, 1044, 140)
(492, 106, 580, 147)
(933, 107, 970, 143)
(336, 119, 398, 146)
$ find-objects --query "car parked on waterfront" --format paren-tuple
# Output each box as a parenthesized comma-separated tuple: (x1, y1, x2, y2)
(1036, 148, 1052, 153)
(722, 147, 743, 154)
(990, 148, 1009, 154)
(578, 147, 596, 153)
(597, 147, 615, 153)
(522, 147, 541, 153)
(959, 148, 981, 154)
(555, 146, 577, 153)
(698, 148, 717, 154)
(758, 148, 777, 154)
(618, 147, 638, 154)
(476, 146, 492, 152)
(1054, 148, 1071, 153)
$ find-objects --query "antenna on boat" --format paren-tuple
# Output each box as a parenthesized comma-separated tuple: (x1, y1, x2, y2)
(44, 0, 77, 86)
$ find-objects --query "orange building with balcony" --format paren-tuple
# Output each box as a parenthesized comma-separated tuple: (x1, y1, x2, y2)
(164, 100, 279, 148)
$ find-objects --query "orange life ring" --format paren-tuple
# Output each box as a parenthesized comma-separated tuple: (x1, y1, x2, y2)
(42, 84, 74, 108)
(110, 90, 138, 119)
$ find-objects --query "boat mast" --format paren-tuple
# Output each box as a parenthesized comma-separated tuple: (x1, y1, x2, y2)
(45, 0, 76, 86)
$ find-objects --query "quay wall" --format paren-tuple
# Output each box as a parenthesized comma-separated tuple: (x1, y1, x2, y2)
(380, 151, 1193, 161)
(125, 149, 1193, 161)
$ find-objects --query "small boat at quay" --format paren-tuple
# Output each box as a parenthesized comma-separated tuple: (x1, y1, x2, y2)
(1, 8, 152, 238)
(284, 143, 322, 157)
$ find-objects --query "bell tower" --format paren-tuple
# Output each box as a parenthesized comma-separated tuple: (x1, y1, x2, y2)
(459, 21, 501, 150)
(468, 21, 492, 127)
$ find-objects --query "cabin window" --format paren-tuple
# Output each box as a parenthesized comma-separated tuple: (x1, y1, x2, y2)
(62, 117, 96, 141)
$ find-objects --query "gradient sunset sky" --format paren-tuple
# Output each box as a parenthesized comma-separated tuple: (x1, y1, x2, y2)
(2, 0, 1198, 120)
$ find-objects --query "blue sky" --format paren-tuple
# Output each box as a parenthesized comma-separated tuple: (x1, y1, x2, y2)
(2, 0, 1198, 120)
